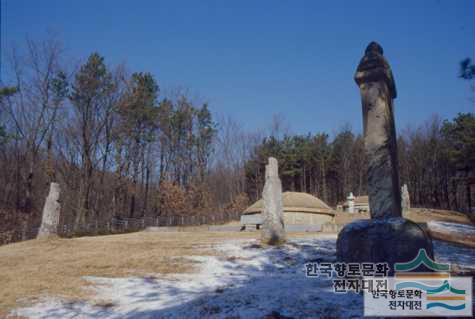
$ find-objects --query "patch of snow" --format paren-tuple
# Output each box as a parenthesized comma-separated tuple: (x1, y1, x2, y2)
(428, 221, 475, 235)
(13, 234, 475, 319)
(13, 234, 362, 319)
(433, 240, 475, 268)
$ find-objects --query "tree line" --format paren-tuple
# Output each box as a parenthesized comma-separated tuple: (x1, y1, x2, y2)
(243, 58, 475, 210)
(244, 113, 475, 212)
(0, 37, 239, 236)
(0, 36, 473, 239)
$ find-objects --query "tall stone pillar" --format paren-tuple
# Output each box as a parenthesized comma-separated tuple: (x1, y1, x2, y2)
(401, 184, 411, 215)
(37, 182, 61, 239)
(261, 157, 286, 245)
(354, 42, 401, 219)
(336, 42, 433, 272)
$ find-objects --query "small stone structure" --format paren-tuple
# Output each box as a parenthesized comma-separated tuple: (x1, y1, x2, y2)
(342, 194, 369, 213)
(401, 183, 410, 214)
(354, 195, 369, 213)
(37, 182, 61, 238)
(337, 42, 433, 272)
(261, 157, 286, 245)
(240, 213, 263, 230)
(347, 192, 355, 213)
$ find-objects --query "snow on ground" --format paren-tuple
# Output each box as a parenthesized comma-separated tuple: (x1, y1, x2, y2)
(13, 234, 475, 319)
(428, 220, 475, 236)
(13, 234, 363, 319)
(433, 240, 475, 268)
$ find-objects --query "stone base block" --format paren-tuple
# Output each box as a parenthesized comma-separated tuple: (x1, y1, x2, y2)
(336, 218, 433, 274)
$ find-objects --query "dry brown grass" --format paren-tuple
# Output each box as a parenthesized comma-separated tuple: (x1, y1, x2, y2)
(333, 211, 370, 224)
(404, 208, 473, 224)
(429, 227, 475, 248)
(3, 208, 469, 318)
(334, 208, 473, 225)
(0, 230, 317, 318)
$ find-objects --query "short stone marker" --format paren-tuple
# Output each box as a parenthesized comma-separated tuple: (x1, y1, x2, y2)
(261, 157, 286, 245)
(347, 192, 355, 213)
(336, 42, 433, 272)
(37, 182, 61, 238)
(401, 183, 410, 214)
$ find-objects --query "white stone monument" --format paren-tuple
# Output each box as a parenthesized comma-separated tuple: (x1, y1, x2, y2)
(37, 182, 61, 238)
(347, 192, 355, 213)
(401, 184, 411, 214)
(261, 157, 286, 245)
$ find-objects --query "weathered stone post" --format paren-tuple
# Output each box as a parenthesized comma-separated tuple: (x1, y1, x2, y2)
(347, 192, 355, 213)
(261, 157, 286, 245)
(37, 182, 61, 239)
(355, 42, 401, 219)
(337, 42, 433, 271)
(401, 184, 411, 215)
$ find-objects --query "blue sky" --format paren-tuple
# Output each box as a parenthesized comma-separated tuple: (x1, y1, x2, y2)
(3, 0, 475, 136)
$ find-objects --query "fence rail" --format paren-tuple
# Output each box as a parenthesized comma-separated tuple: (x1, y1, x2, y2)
(0, 211, 242, 246)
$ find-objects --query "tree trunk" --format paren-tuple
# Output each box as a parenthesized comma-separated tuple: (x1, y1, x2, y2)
(321, 159, 327, 202)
